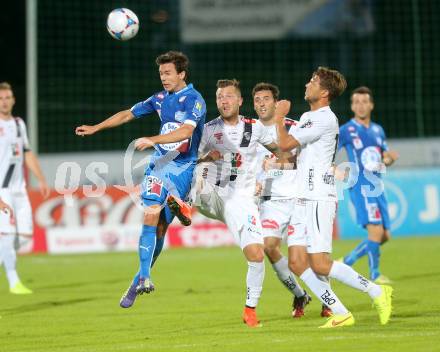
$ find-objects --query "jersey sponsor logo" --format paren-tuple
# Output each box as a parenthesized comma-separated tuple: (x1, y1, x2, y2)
(159, 122, 189, 152)
(192, 100, 203, 118)
(348, 126, 355, 132)
(300, 120, 313, 128)
(241, 117, 256, 124)
(214, 132, 223, 144)
(261, 219, 279, 230)
(361, 146, 382, 171)
(145, 176, 163, 197)
(157, 93, 165, 100)
(353, 137, 363, 149)
(308, 168, 314, 191)
(243, 131, 251, 142)
(287, 225, 295, 236)
(320, 290, 336, 306)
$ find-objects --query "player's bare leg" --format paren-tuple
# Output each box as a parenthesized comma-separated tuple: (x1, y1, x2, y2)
(242, 243, 265, 328)
(264, 236, 309, 317)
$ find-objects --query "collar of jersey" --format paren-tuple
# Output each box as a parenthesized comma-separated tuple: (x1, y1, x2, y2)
(173, 83, 193, 95)
(351, 118, 372, 129)
(316, 106, 331, 112)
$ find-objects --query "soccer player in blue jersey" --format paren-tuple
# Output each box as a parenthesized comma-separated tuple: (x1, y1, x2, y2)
(75, 51, 206, 307)
(338, 86, 399, 284)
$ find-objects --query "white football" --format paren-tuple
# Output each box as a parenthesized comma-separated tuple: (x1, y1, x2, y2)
(107, 8, 139, 41)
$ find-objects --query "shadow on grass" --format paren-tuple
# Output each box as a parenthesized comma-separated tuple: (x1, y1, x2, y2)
(1, 297, 100, 315)
(37, 278, 127, 290)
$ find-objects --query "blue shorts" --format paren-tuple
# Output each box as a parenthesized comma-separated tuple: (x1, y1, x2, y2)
(141, 161, 195, 224)
(349, 189, 390, 230)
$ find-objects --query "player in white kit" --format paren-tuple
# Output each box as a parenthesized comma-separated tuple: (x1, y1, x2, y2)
(252, 82, 316, 318)
(192, 79, 280, 327)
(0, 82, 50, 294)
(274, 67, 393, 328)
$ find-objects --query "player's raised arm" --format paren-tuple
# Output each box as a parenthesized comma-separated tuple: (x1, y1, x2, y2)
(274, 100, 300, 151)
(75, 109, 134, 136)
(135, 124, 195, 151)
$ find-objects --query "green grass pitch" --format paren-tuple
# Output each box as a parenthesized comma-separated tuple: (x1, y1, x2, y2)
(1, 237, 440, 352)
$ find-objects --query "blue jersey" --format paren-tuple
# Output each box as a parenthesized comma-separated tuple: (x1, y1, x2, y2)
(131, 83, 206, 165)
(339, 118, 388, 184)
(339, 118, 391, 228)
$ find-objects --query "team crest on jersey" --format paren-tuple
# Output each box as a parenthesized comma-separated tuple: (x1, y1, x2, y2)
(145, 176, 163, 197)
(300, 120, 313, 128)
(248, 215, 257, 226)
(262, 219, 279, 230)
(214, 132, 223, 144)
(287, 225, 295, 236)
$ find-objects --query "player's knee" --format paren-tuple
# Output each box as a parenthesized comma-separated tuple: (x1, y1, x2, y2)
(263, 245, 280, 262)
(310, 261, 330, 276)
(288, 257, 307, 276)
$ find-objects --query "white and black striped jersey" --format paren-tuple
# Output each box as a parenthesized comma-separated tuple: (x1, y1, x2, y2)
(198, 115, 275, 197)
(0, 117, 30, 191)
(255, 118, 298, 200)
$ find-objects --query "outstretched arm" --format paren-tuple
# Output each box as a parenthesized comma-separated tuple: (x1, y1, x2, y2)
(274, 100, 300, 151)
(75, 109, 134, 136)
(135, 124, 195, 151)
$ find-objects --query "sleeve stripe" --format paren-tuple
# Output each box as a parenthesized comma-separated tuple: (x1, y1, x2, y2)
(183, 119, 197, 127)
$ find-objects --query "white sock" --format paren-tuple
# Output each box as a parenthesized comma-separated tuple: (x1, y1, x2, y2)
(246, 261, 265, 307)
(329, 261, 382, 299)
(0, 234, 20, 288)
(300, 268, 349, 315)
(272, 256, 305, 297)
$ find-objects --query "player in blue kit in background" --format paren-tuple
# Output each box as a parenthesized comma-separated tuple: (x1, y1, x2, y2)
(338, 86, 398, 284)
(76, 51, 206, 307)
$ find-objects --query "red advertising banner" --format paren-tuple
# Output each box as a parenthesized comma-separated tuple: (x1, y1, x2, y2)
(28, 187, 233, 254)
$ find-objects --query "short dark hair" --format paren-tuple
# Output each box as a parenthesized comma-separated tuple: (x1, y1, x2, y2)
(351, 86, 374, 103)
(0, 82, 13, 91)
(252, 82, 280, 100)
(156, 51, 190, 80)
(216, 79, 241, 94)
(313, 67, 347, 101)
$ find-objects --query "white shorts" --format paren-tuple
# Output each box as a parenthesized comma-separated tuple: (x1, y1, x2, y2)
(260, 198, 307, 247)
(0, 189, 33, 235)
(301, 199, 336, 254)
(196, 182, 264, 249)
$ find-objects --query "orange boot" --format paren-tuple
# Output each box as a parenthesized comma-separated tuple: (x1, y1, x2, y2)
(242, 306, 262, 328)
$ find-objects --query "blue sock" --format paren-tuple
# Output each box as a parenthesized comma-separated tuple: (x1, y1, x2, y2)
(138, 225, 157, 280)
(366, 240, 381, 280)
(344, 239, 369, 266)
(152, 236, 165, 267)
